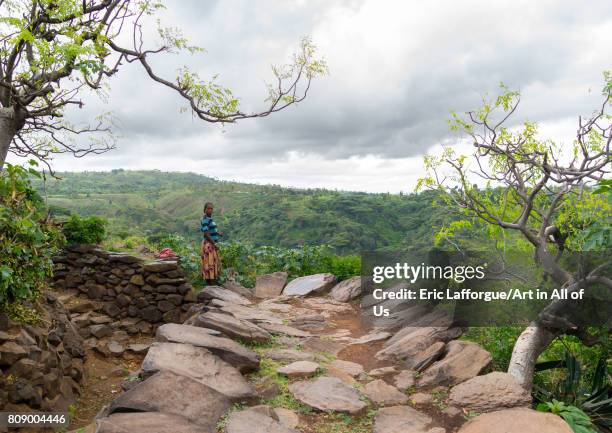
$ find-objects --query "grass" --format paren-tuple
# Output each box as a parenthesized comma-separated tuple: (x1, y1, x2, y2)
(311, 409, 378, 433)
(248, 357, 313, 414)
(216, 403, 246, 432)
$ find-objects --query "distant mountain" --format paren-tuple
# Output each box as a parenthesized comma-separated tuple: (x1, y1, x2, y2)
(33, 170, 449, 253)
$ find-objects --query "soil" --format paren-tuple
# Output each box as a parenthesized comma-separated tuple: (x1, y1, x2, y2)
(68, 339, 152, 431)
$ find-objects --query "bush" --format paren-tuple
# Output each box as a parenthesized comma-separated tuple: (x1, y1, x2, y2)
(0, 162, 62, 305)
(62, 214, 107, 245)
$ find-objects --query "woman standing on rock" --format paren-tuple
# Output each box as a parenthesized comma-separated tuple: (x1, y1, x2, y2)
(200, 202, 222, 285)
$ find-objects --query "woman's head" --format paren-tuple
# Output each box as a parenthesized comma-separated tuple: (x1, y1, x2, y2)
(204, 202, 214, 216)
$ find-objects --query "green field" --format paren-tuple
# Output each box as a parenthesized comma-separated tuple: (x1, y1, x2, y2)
(34, 169, 449, 253)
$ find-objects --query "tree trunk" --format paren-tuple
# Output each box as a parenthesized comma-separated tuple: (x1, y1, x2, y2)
(507, 322, 557, 390)
(0, 107, 17, 170)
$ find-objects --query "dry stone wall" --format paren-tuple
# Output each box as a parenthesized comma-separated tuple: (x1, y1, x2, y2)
(0, 292, 85, 413)
(50, 245, 198, 330)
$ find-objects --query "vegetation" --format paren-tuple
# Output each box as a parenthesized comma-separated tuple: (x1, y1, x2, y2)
(420, 74, 612, 391)
(62, 214, 107, 245)
(33, 170, 448, 254)
(0, 161, 62, 309)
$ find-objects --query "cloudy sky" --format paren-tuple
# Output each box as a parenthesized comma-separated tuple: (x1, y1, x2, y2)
(22, 0, 612, 192)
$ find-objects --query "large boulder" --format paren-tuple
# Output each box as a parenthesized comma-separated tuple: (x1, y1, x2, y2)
(197, 286, 252, 306)
(211, 301, 284, 324)
(96, 412, 202, 433)
(107, 371, 231, 430)
(288, 376, 366, 414)
(282, 273, 337, 297)
(329, 276, 362, 302)
(155, 323, 260, 372)
(189, 311, 271, 343)
(373, 405, 433, 433)
(225, 407, 300, 433)
(222, 281, 253, 298)
(457, 408, 573, 433)
(448, 372, 532, 413)
(140, 342, 255, 401)
(258, 322, 311, 338)
(362, 379, 409, 406)
(255, 272, 288, 298)
(376, 327, 460, 362)
(418, 340, 491, 387)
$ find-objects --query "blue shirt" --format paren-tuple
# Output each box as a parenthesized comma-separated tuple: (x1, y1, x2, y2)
(201, 216, 220, 242)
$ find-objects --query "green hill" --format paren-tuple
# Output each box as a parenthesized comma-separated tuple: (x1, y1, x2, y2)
(34, 169, 448, 253)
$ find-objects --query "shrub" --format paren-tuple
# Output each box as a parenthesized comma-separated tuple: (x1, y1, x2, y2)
(0, 162, 62, 305)
(62, 214, 107, 245)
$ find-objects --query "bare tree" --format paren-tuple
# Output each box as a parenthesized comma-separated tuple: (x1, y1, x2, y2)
(0, 0, 327, 171)
(421, 76, 612, 389)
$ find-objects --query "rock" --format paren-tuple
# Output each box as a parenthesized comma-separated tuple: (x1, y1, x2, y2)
(289, 376, 366, 414)
(363, 379, 409, 406)
(368, 366, 397, 377)
(301, 337, 344, 356)
(443, 406, 462, 417)
(264, 349, 315, 362)
(141, 342, 255, 400)
(103, 302, 121, 318)
(457, 408, 573, 433)
(301, 298, 354, 315)
(89, 324, 113, 339)
(393, 370, 416, 391)
(418, 341, 491, 387)
(428, 428, 446, 433)
(96, 412, 201, 433)
(145, 274, 185, 286)
(290, 313, 327, 331)
(108, 370, 231, 430)
(350, 331, 392, 345)
(373, 405, 433, 433)
(90, 315, 112, 325)
(144, 261, 178, 273)
(273, 408, 300, 429)
(282, 273, 337, 297)
(192, 311, 271, 343)
(448, 372, 532, 413)
(140, 306, 163, 323)
(255, 272, 289, 298)
(212, 302, 284, 325)
(328, 359, 364, 378)
(226, 408, 300, 433)
(67, 300, 97, 314)
(410, 392, 433, 405)
(197, 286, 252, 306)
(107, 340, 125, 356)
(277, 361, 321, 378)
(329, 276, 362, 302)
(129, 274, 145, 286)
(0, 341, 27, 366)
(162, 309, 182, 323)
(156, 323, 260, 372)
(409, 341, 446, 372)
(223, 281, 253, 298)
(258, 322, 311, 338)
(127, 343, 150, 354)
(376, 327, 460, 362)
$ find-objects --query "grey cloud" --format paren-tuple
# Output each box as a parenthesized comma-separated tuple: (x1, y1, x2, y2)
(60, 0, 612, 164)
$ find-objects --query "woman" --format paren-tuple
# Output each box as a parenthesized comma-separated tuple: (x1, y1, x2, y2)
(200, 202, 223, 285)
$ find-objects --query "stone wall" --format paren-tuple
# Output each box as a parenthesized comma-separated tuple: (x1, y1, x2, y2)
(0, 292, 85, 412)
(50, 245, 198, 328)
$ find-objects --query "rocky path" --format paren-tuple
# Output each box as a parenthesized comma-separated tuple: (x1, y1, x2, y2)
(69, 273, 565, 433)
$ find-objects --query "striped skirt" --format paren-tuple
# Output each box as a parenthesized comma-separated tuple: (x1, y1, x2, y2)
(201, 240, 220, 280)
